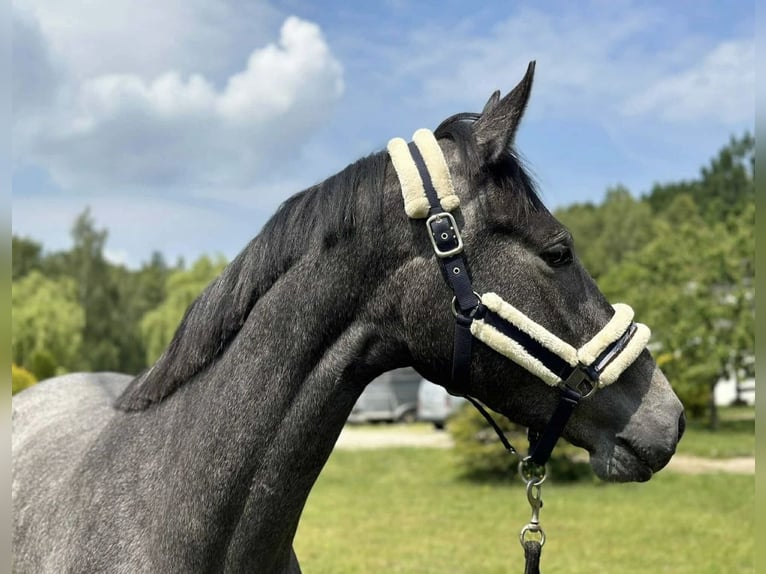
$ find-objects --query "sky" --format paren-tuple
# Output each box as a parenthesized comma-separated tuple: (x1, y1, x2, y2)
(11, 0, 755, 268)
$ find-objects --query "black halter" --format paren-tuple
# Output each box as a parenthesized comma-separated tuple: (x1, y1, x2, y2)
(407, 140, 641, 467)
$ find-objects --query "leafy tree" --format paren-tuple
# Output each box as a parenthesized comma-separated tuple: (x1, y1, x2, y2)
(600, 194, 754, 425)
(66, 208, 122, 371)
(555, 186, 653, 280)
(27, 349, 58, 380)
(12, 235, 43, 280)
(140, 255, 227, 364)
(108, 252, 171, 374)
(12, 271, 85, 372)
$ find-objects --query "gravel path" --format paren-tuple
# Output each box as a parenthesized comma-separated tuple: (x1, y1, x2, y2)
(666, 455, 754, 474)
(336, 426, 454, 449)
(335, 426, 754, 474)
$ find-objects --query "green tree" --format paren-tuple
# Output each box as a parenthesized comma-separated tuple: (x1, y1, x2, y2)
(555, 186, 653, 280)
(140, 255, 227, 363)
(26, 349, 58, 380)
(108, 251, 171, 374)
(12, 235, 43, 280)
(66, 208, 122, 371)
(600, 194, 754, 425)
(12, 271, 85, 373)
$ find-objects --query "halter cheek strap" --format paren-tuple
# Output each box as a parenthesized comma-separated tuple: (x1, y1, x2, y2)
(387, 129, 652, 467)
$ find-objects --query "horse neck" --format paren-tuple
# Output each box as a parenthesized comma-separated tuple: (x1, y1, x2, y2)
(151, 237, 409, 571)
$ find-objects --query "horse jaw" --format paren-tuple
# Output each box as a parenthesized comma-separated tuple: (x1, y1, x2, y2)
(574, 365, 685, 483)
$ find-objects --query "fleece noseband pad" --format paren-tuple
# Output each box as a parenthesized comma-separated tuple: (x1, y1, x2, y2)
(471, 295, 651, 388)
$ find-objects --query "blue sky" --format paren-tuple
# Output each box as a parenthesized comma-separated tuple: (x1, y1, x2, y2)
(12, 0, 754, 268)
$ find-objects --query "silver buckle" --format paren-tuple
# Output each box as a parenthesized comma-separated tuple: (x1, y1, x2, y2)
(426, 212, 464, 258)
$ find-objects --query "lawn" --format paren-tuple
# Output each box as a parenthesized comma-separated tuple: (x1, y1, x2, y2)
(295, 448, 753, 573)
(675, 406, 755, 458)
(346, 405, 756, 459)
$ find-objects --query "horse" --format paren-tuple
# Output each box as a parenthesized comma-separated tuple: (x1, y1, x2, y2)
(12, 62, 685, 573)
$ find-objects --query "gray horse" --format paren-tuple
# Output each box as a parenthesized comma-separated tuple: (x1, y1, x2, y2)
(12, 64, 684, 573)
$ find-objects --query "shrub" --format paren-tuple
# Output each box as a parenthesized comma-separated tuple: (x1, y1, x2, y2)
(12, 364, 38, 395)
(449, 403, 594, 482)
(27, 349, 58, 381)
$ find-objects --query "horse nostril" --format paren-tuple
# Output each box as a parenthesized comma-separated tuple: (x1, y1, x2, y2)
(677, 411, 686, 441)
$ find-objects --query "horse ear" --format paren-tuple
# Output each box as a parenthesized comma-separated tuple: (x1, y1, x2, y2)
(482, 90, 502, 115)
(473, 61, 535, 162)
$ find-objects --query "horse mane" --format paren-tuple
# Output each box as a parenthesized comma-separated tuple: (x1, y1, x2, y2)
(114, 152, 389, 411)
(115, 112, 540, 411)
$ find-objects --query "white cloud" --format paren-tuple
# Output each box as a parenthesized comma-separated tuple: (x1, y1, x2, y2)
(381, 3, 752, 128)
(14, 13, 344, 192)
(621, 39, 754, 123)
(13, 0, 281, 82)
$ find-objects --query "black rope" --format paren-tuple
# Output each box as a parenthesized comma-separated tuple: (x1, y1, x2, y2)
(462, 395, 517, 455)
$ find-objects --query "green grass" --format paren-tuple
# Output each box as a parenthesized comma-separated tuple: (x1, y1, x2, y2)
(675, 406, 754, 458)
(295, 448, 753, 573)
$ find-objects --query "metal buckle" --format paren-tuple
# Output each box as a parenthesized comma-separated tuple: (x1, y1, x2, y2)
(426, 212, 463, 258)
(560, 366, 598, 399)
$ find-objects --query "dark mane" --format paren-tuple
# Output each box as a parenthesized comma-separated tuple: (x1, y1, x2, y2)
(116, 111, 540, 411)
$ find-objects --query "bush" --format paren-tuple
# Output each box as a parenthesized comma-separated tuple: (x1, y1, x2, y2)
(27, 349, 58, 381)
(449, 403, 594, 482)
(12, 364, 38, 395)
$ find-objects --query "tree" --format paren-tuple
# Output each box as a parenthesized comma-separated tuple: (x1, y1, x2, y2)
(600, 194, 754, 425)
(66, 208, 122, 371)
(12, 270, 85, 373)
(140, 255, 228, 364)
(12, 235, 43, 280)
(555, 186, 653, 280)
(108, 251, 171, 374)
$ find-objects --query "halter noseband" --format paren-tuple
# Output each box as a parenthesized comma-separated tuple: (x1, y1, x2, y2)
(387, 129, 651, 467)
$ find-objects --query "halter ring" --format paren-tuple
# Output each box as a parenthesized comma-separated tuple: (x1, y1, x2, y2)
(451, 292, 482, 318)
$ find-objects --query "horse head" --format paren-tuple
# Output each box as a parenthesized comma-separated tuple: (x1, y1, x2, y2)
(390, 62, 684, 482)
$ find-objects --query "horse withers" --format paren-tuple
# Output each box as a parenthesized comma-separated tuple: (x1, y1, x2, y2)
(12, 63, 684, 573)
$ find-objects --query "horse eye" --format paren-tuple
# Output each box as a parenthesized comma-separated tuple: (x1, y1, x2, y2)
(541, 243, 573, 268)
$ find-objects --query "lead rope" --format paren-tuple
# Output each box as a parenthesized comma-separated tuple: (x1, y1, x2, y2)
(464, 396, 549, 572)
(519, 431, 547, 574)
